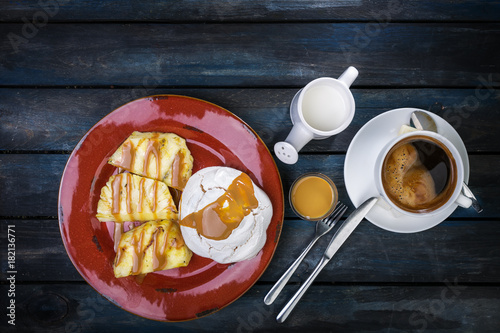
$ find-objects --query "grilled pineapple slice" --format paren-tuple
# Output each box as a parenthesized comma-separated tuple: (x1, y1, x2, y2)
(96, 173, 178, 222)
(108, 131, 193, 190)
(114, 220, 192, 277)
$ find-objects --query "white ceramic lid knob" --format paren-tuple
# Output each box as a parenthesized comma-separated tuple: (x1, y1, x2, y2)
(274, 141, 299, 164)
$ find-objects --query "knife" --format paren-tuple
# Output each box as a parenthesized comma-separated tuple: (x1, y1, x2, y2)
(276, 197, 379, 323)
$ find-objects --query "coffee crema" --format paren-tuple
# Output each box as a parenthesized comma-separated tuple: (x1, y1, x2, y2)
(381, 135, 457, 213)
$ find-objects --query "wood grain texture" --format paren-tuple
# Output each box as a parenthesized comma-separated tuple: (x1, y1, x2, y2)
(0, 154, 496, 217)
(1, 0, 499, 22)
(1, 1, 499, 330)
(1, 88, 499, 153)
(2, 217, 499, 284)
(1, 283, 499, 332)
(1, 23, 499, 87)
(0, 220, 81, 282)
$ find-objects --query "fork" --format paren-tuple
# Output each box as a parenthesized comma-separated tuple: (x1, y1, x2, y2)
(264, 203, 348, 305)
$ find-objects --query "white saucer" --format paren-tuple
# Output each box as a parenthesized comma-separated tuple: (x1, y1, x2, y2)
(344, 108, 470, 233)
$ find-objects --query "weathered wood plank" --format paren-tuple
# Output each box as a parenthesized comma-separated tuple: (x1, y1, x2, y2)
(2, 214, 499, 284)
(1, 0, 499, 22)
(0, 154, 496, 218)
(2, 283, 499, 332)
(0, 220, 81, 282)
(1, 23, 499, 87)
(1, 88, 499, 153)
(265, 217, 500, 284)
(0, 154, 66, 217)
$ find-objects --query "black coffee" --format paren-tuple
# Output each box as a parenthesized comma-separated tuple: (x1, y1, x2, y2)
(382, 135, 457, 213)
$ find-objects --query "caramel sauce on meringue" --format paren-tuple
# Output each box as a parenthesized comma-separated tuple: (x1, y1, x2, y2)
(180, 173, 259, 240)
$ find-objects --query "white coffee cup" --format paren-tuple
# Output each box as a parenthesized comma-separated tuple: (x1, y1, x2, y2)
(374, 130, 472, 218)
(274, 66, 358, 164)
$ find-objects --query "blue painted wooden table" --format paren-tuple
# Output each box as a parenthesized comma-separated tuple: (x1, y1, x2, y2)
(1, 1, 499, 331)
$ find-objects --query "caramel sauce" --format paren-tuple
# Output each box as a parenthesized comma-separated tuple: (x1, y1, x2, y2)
(131, 230, 145, 275)
(113, 223, 124, 252)
(125, 173, 132, 214)
(169, 187, 182, 209)
(114, 222, 181, 276)
(115, 134, 162, 181)
(152, 228, 168, 270)
(152, 181, 158, 213)
(116, 141, 135, 170)
(180, 173, 259, 240)
(138, 177, 145, 213)
(143, 138, 161, 179)
(111, 175, 122, 215)
(171, 233, 185, 249)
(135, 274, 146, 284)
(110, 172, 162, 218)
(171, 151, 187, 189)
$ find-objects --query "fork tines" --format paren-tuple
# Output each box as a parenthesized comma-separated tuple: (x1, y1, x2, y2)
(324, 203, 347, 225)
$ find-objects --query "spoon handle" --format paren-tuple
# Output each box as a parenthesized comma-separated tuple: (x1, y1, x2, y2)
(264, 235, 319, 305)
(462, 182, 483, 213)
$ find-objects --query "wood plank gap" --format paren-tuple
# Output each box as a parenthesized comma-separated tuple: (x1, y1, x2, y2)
(283, 216, 499, 222)
(0, 216, 58, 220)
(0, 19, 498, 24)
(263, 281, 500, 287)
(3, 150, 494, 157)
(2, 216, 496, 222)
(467, 151, 500, 156)
(4, 281, 498, 287)
(299, 152, 348, 156)
(0, 280, 86, 286)
(1, 84, 498, 90)
(0, 150, 72, 154)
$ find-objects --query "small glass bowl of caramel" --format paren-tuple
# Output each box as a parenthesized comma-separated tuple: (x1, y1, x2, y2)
(289, 173, 338, 221)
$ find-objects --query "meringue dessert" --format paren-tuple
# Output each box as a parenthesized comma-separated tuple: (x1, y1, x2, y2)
(179, 166, 273, 264)
(108, 131, 193, 190)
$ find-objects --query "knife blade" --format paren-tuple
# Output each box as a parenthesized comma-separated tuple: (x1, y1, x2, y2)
(276, 197, 379, 323)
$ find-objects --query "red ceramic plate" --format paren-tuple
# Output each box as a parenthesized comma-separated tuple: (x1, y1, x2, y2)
(58, 95, 284, 321)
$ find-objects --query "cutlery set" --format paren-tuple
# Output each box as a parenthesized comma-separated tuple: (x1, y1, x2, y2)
(265, 198, 380, 322)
